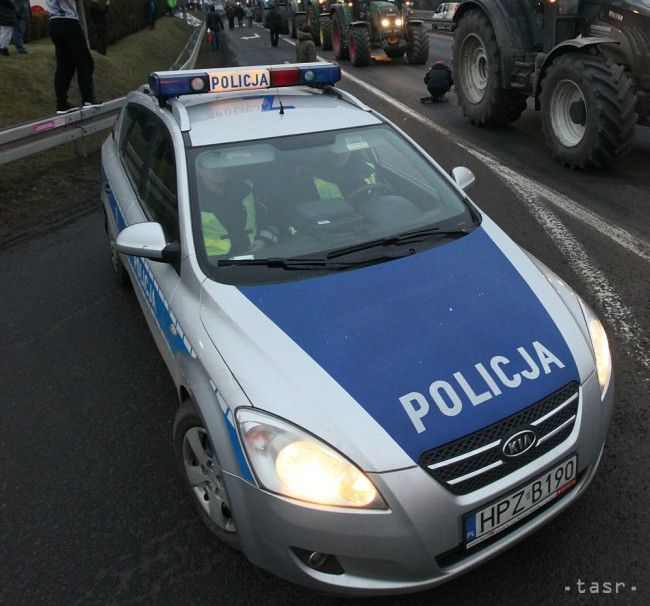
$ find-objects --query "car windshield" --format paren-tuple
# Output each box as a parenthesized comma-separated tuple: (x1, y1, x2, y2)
(188, 124, 478, 284)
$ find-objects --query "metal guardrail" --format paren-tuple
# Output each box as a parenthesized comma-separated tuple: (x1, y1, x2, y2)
(0, 19, 206, 166)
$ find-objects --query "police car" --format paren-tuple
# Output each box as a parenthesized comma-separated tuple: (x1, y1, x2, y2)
(101, 62, 613, 594)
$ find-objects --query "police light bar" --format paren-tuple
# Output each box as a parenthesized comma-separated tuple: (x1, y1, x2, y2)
(148, 63, 341, 100)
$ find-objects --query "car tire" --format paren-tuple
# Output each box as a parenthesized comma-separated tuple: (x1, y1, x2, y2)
(349, 26, 371, 66)
(102, 207, 130, 288)
(406, 25, 429, 65)
(173, 399, 240, 550)
(453, 9, 527, 126)
(540, 52, 637, 169)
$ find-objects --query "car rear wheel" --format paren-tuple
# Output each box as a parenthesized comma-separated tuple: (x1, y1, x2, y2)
(174, 400, 240, 549)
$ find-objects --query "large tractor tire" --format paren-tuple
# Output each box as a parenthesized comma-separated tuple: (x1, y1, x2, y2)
(453, 9, 527, 126)
(540, 53, 637, 169)
(349, 26, 372, 66)
(406, 25, 428, 65)
(332, 14, 349, 60)
(319, 18, 332, 51)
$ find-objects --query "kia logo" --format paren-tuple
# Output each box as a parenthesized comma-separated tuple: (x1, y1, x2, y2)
(502, 429, 537, 458)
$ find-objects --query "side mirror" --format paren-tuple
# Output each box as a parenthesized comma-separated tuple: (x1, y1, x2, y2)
(451, 166, 476, 192)
(116, 222, 178, 262)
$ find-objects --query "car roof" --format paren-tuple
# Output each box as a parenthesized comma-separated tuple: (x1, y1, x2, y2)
(178, 88, 383, 147)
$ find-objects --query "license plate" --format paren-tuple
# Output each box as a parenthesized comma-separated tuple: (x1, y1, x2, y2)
(464, 455, 577, 548)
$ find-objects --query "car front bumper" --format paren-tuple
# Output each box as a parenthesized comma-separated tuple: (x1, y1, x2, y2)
(224, 371, 613, 595)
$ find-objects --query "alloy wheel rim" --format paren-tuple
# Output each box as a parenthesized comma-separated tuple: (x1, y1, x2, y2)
(182, 426, 236, 533)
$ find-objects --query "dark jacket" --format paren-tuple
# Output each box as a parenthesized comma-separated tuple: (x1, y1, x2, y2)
(424, 62, 453, 98)
(206, 11, 224, 31)
(266, 8, 282, 30)
(0, 0, 17, 27)
(296, 30, 316, 63)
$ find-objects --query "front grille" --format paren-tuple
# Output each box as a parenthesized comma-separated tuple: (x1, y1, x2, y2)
(420, 383, 579, 495)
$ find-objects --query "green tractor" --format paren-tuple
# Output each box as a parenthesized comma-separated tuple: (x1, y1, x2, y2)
(302, 0, 340, 48)
(452, 0, 650, 168)
(323, 0, 429, 65)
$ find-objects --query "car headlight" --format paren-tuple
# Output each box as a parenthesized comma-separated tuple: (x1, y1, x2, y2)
(578, 298, 612, 399)
(236, 409, 386, 508)
(394, 17, 402, 26)
(381, 17, 390, 27)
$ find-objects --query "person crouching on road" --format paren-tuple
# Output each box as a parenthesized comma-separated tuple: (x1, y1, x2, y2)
(296, 24, 316, 63)
(0, 0, 17, 57)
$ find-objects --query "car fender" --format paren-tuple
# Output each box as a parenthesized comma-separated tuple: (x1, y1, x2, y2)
(176, 349, 256, 485)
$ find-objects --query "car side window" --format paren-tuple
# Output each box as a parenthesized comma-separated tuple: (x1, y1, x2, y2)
(119, 104, 157, 195)
(141, 126, 179, 242)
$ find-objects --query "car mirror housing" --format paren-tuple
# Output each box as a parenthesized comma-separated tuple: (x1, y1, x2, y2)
(116, 222, 174, 262)
(451, 166, 476, 191)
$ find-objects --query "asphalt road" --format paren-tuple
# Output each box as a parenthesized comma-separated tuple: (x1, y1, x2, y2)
(1, 24, 648, 605)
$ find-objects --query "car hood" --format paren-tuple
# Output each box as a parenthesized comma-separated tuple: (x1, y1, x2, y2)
(200, 218, 594, 472)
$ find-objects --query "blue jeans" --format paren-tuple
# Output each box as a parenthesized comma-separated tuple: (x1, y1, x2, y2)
(210, 30, 219, 50)
(12, 18, 26, 52)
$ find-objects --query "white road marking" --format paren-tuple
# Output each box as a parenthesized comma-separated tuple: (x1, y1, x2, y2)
(240, 33, 260, 40)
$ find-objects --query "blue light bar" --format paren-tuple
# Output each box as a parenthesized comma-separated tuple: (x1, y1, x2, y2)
(148, 63, 341, 101)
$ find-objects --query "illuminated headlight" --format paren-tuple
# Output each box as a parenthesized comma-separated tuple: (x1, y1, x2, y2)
(237, 409, 385, 508)
(395, 17, 402, 26)
(578, 298, 612, 398)
(381, 17, 390, 27)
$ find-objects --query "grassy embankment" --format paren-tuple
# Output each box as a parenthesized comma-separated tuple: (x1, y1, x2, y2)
(0, 16, 194, 244)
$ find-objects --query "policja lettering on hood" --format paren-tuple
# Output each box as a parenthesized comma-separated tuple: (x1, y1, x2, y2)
(399, 340, 565, 433)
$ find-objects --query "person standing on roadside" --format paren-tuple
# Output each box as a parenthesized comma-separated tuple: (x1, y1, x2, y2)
(0, 0, 17, 57)
(225, 3, 235, 30)
(45, 0, 101, 113)
(146, 0, 157, 30)
(295, 24, 315, 62)
(89, 0, 111, 56)
(244, 3, 252, 27)
(11, 0, 28, 54)
(206, 5, 223, 51)
(235, 2, 244, 27)
(266, 3, 282, 48)
(166, 0, 177, 16)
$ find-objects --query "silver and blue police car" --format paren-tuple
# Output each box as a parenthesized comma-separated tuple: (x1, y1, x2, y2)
(100, 62, 613, 594)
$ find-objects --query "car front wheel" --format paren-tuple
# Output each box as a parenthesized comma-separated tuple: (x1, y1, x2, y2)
(173, 400, 239, 549)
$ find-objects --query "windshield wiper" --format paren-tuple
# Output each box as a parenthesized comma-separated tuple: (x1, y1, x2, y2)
(217, 252, 408, 270)
(327, 226, 472, 260)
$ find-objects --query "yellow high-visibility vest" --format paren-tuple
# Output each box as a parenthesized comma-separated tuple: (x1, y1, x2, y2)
(202, 192, 256, 256)
(312, 163, 376, 200)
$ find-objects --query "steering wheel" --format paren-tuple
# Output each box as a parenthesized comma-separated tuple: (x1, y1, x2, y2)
(347, 182, 395, 205)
